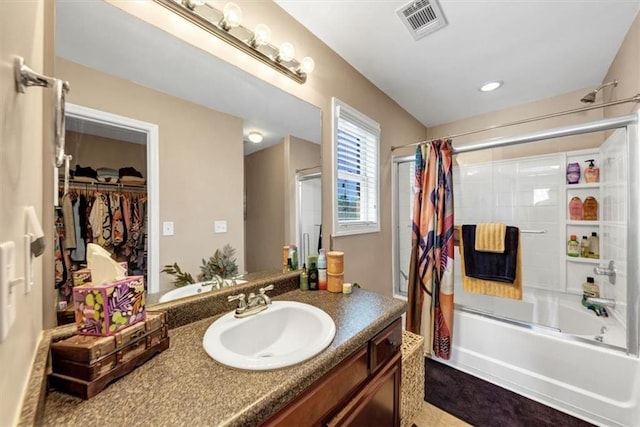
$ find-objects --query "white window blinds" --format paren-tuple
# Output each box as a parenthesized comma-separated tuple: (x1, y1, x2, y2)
(332, 98, 380, 236)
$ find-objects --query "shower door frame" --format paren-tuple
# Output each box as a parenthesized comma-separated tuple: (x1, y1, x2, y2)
(392, 112, 640, 356)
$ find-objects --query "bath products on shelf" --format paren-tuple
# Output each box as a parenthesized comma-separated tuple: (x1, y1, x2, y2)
(308, 259, 319, 290)
(300, 264, 309, 290)
(282, 245, 290, 272)
(582, 276, 599, 298)
(580, 236, 590, 258)
(567, 234, 580, 257)
(568, 197, 583, 220)
(317, 249, 327, 290)
(588, 232, 600, 259)
(584, 159, 599, 183)
(289, 245, 299, 270)
(582, 196, 598, 220)
(566, 162, 580, 184)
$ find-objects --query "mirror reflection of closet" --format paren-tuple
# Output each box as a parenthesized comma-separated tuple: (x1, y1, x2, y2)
(55, 104, 159, 325)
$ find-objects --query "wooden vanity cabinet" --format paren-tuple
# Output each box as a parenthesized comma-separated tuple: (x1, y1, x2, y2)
(262, 318, 402, 427)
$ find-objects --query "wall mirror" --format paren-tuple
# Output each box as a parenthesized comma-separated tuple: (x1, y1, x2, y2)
(52, 0, 321, 317)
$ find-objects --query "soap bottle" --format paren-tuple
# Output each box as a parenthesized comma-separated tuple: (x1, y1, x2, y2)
(299, 264, 309, 290)
(308, 261, 318, 290)
(317, 249, 327, 291)
(584, 159, 599, 183)
(567, 162, 581, 184)
(580, 236, 590, 258)
(567, 234, 580, 257)
(581, 276, 600, 311)
(289, 245, 299, 270)
(568, 197, 583, 220)
(582, 196, 598, 221)
(588, 232, 600, 259)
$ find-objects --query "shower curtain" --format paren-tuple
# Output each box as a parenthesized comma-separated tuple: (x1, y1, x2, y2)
(407, 139, 455, 359)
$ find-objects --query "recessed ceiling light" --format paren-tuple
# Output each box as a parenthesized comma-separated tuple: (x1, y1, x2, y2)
(479, 81, 503, 92)
(248, 131, 263, 143)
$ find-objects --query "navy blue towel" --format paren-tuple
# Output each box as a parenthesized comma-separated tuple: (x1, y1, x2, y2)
(462, 225, 519, 284)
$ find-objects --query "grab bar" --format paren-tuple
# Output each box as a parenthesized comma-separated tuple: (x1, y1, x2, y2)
(14, 56, 70, 168)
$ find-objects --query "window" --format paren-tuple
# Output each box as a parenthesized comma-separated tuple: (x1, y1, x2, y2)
(332, 98, 380, 236)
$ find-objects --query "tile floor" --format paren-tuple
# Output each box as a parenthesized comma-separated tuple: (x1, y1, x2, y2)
(411, 401, 470, 427)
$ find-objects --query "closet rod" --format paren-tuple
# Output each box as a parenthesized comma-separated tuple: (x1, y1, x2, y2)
(390, 94, 640, 152)
(61, 182, 147, 193)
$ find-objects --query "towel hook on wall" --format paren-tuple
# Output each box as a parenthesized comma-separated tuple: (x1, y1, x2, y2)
(14, 56, 70, 168)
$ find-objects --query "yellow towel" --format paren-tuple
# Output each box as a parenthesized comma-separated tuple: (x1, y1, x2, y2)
(475, 223, 507, 253)
(460, 229, 522, 300)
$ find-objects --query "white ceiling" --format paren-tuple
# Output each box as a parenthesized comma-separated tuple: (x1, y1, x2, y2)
(275, 0, 640, 127)
(56, 0, 321, 155)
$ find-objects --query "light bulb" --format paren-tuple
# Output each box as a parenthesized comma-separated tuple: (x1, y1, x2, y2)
(277, 42, 295, 62)
(298, 56, 315, 75)
(183, 0, 205, 9)
(221, 2, 242, 29)
(248, 131, 263, 143)
(251, 24, 271, 47)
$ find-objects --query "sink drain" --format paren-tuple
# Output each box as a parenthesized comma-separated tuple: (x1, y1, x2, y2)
(257, 352, 274, 358)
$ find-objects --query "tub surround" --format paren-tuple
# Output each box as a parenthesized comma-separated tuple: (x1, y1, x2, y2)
(20, 273, 406, 426)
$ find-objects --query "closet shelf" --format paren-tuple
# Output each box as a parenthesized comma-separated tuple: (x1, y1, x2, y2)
(60, 180, 147, 193)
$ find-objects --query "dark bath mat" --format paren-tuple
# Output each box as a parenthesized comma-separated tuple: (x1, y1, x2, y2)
(424, 357, 595, 427)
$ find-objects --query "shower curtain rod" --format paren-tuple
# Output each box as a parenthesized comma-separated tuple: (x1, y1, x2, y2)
(390, 93, 640, 152)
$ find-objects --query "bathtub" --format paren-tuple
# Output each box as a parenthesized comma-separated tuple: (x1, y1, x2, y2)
(440, 295, 640, 426)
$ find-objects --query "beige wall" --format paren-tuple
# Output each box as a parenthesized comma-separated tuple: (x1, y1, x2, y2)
(109, 1, 428, 297)
(0, 0, 46, 422)
(245, 143, 285, 273)
(604, 11, 640, 118)
(55, 59, 245, 296)
(66, 131, 148, 178)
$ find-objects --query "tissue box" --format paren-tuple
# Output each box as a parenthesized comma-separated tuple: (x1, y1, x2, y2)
(73, 275, 146, 336)
(72, 262, 128, 287)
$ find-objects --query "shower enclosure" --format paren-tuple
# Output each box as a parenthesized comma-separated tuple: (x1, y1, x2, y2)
(297, 173, 322, 265)
(392, 113, 640, 426)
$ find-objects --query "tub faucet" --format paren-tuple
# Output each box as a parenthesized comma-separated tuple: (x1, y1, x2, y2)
(585, 297, 615, 309)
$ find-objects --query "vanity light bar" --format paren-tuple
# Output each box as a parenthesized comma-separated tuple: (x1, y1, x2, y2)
(153, 0, 310, 84)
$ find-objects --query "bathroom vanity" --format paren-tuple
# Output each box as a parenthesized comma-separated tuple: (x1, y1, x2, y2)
(24, 275, 406, 426)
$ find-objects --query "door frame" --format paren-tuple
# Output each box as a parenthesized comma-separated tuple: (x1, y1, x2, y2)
(62, 103, 160, 293)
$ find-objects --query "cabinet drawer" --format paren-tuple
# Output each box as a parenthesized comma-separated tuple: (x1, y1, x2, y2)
(369, 318, 402, 374)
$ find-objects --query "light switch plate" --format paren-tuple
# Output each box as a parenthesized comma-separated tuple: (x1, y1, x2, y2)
(214, 220, 227, 233)
(0, 241, 17, 343)
(163, 221, 174, 236)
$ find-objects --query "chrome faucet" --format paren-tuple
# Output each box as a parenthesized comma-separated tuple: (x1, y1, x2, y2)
(228, 285, 274, 318)
(593, 260, 616, 285)
(585, 297, 616, 309)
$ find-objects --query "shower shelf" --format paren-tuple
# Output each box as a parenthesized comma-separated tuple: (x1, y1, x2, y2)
(566, 220, 600, 226)
(566, 183, 600, 190)
(566, 257, 599, 264)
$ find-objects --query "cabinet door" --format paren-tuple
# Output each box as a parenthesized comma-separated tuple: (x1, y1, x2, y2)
(326, 352, 401, 427)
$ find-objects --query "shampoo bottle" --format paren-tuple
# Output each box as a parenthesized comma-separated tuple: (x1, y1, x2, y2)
(580, 236, 590, 258)
(584, 159, 599, 183)
(567, 234, 580, 257)
(308, 260, 319, 290)
(582, 196, 598, 221)
(569, 197, 583, 220)
(299, 264, 309, 290)
(567, 162, 581, 184)
(588, 232, 600, 259)
(318, 249, 327, 290)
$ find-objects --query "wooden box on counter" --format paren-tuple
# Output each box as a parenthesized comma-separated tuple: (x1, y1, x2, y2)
(49, 311, 170, 399)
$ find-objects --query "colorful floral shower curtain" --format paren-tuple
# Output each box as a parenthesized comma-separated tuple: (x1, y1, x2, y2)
(407, 139, 455, 359)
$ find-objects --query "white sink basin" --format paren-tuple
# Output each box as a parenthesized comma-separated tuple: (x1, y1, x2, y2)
(158, 280, 247, 303)
(203, 301, 336, 370)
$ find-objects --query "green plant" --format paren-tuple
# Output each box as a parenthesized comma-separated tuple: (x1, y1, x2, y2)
(161, 262, 195, 288)
(198, 244, 238, 280)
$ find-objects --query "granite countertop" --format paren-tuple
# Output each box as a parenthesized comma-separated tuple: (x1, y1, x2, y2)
(41, 288, 406, 426)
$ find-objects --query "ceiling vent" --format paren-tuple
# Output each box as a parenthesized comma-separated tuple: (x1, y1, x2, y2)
(396, 0, 448, 40)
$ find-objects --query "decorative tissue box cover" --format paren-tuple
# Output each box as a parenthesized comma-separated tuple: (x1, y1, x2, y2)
(73, 275, 146, 336)
(72, 262, 128, 287)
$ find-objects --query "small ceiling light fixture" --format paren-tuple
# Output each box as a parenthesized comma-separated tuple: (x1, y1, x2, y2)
(248, 131, 263, 143)
(479, 81, 503, 92)
(154, 0, 314, 84)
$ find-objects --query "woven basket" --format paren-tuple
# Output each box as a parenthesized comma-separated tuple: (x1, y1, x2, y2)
(401, 330, 424, 427)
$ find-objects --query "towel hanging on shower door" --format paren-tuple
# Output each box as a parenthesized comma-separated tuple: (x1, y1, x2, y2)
(407, 139, 455, 360)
